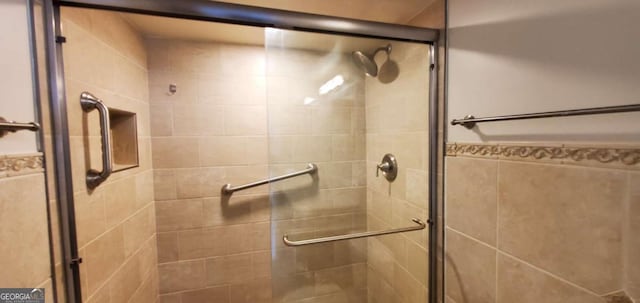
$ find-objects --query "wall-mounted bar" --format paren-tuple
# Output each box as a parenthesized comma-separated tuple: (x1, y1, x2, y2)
(283, 218, 426, 246)
(451, 103, 640, 129)
(80, 92, 112, 189)
(221, 163, 317, 196)
(0, 117, 40, 137)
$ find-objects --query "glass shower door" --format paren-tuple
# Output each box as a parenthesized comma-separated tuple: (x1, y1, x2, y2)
(265, 28, 431, 303)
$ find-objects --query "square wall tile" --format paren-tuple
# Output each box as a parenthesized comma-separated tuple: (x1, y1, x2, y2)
(445, 228, 496, 303)
(158, 260, 206, 293)
(498, 162, 625, 294)
(0, 175, 50, 287)
(446, 157, 498, 246)
(497, 253, 604, 303)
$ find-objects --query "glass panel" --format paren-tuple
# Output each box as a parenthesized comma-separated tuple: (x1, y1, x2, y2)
(265, 28, 431, 303)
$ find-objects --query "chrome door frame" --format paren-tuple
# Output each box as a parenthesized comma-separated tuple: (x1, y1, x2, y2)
(42, 0, 441, 302)
(42, 1, 82, 302)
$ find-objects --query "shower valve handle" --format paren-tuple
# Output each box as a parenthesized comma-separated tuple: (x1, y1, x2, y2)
(375, 154, 397, 182)
(376, 163, 390, 177)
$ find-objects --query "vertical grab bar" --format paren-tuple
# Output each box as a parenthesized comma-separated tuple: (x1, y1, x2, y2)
(80, 92, 112, 189)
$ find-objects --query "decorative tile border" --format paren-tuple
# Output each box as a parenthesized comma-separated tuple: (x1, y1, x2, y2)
(0, 153, 44, 178)
(446, 143, 640, 168)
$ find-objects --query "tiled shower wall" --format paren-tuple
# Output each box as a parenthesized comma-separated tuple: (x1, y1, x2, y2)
(364, 43, 431, 303)
(445, 144, 640, 303)
(147, 39, 273, 302)
(61, 8, 157, 303)
(147, 37, 369, 303)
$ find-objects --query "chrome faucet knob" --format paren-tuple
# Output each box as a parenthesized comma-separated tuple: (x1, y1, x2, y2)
(375, 154, 397, 182)
(376, 162, 390, 177)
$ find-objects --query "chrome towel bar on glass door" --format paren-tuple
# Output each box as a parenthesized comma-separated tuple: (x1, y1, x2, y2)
(0, 117, 40, 138)
(451, 103, 640, 129)
(221, 163, 318, 196)
(283, 218, 427, 246)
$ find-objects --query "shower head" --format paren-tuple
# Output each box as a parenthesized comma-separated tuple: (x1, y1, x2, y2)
(351, 44, 392, 77)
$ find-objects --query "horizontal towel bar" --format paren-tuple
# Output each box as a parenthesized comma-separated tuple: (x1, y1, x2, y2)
(0, 117, 40, 138)
(221, 163, 317, 196)
(451, 103, 640, 129)
(283, 218, 427, 246)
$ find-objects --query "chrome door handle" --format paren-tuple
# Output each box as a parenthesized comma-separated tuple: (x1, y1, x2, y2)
(80, 92, 112, 189)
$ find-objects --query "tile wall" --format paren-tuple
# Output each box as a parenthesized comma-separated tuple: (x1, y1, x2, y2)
(0, 2, 54, 301)
(364, 42, 431, 303)
(445, 143, 640, 303)
(61, 8, 157, 303)
(147, 39, 273, 303)
(0, 155, 54, 302)
(148, 35, 370, 303)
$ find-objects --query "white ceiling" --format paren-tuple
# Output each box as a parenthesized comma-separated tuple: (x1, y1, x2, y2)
(122, 0, 434, 51)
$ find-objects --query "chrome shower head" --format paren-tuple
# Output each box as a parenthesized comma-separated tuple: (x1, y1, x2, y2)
(351, 44, 392, 77)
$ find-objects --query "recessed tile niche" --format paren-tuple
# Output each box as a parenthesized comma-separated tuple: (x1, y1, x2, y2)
(109, 108, 139, 171)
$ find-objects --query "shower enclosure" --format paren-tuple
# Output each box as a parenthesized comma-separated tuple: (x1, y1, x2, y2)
(39, 1, 440, 302)
(264, 29, 432, 303)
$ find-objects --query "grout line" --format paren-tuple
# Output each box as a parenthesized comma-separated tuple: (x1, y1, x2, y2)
(79, 200, 155, 250)
(0, 170, 44, 181)
(125, 271, 155, 303)
(601, 289, 627, 297)
(66, 77, 149, 103)
(72, 168, 153, 196)
(62, 17, 148, 71)
(497, 250, 606, 299)
(405, 3, 431, 25)
(446, 226, 496, 250)
(158, 249, 273, 266)
(447, 226, 606, 299)
(83, 232, 157, 302)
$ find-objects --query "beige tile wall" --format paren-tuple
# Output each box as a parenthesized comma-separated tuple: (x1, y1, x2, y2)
(148, 33, 370, 303)
(0, 156, 54, 302)
(265, 32, 368, 303)
(61, 7, 158, 303)
(364, 42, 431, 303)
(444, 150, 640, 303)
(147, 39, 273, 303)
